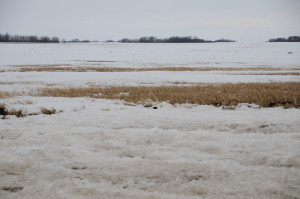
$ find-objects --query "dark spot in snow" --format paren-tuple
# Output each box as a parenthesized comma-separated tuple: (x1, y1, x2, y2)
(153, 107, 158, 109)
(0, 107, 7, 115)
(213, 102, 222, 107)
(27, 113, 38, 116)
(6, 172, 20, 175)
(86, 60, 117, 63)
(1, 186, 23, 193)
(71, 166, 87, 170)
(268, 102, 276, 107)
(184, 175, 204, 181)
(269, 102, 294, 107)
(259, 125, 269, 128)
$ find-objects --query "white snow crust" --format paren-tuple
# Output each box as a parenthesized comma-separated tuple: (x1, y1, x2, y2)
(0, 42, 300, 68)
(0, 42, 300, 198)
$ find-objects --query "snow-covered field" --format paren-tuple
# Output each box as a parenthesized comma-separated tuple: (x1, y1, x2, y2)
(0, 42, 300, 198)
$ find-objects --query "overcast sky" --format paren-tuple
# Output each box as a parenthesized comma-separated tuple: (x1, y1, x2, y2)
(0, 0, 299, 41)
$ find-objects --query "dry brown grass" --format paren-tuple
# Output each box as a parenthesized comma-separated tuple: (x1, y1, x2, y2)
(8, 65, 300, 72)
(8, 109, 25, 118)
(0, 82, 16, 85)
(37, 82, 300, 108)
(12, 100, 34, 105)
(0, 91, 16, 98)
(18, 67, 83, 72)
(233, 72, 300, 76)
(41, 107, 56, 115)
(0, 90, 25, 99)
(0, 104, 58, 119)
(0, 104, 25, 118)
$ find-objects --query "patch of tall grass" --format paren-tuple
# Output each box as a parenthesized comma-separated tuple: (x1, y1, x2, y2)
(9, 65, 300, 72)
(37, 82, 300, 108)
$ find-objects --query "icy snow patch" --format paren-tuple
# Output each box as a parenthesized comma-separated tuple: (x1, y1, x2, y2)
(0, 97, 299, 198)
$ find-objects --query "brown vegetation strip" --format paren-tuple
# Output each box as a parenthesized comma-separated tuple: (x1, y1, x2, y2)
(234, 72, 300, 76)
(0, 91, 16, 98)
(38, 82, 300, 108)
(7, 65, 300, 72)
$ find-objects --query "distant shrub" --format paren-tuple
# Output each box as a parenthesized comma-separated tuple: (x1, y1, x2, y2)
(67, 38, 90, 43)
(269, 36, 300, 42)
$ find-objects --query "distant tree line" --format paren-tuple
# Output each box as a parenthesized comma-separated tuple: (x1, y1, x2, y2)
(119, 36, 235, 43)
(0, 33, 59, 43)
(269, 36, 300, 42)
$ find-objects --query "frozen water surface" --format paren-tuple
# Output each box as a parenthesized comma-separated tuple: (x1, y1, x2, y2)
(0, 42, 300, 67)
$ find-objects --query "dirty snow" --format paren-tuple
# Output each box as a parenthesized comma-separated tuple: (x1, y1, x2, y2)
(0, 42, 300, 198)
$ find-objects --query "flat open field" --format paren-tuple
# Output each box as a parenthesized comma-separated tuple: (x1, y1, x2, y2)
(0, 42, 300, 199)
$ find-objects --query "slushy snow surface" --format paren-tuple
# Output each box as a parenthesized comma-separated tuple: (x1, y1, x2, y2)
(0, 42, 300, 198)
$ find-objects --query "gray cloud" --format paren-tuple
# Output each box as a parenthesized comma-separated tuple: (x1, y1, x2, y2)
(0, 0, 299, 41)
